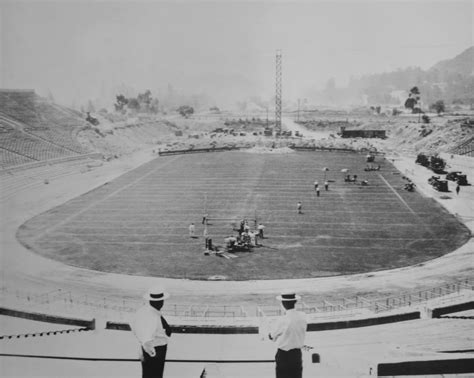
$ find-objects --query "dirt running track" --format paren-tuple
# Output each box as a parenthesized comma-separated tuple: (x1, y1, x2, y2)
(1, 148, 473, 307)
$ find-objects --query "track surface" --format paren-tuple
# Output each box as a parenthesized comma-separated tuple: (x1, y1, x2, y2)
(17, 151, 470, 280)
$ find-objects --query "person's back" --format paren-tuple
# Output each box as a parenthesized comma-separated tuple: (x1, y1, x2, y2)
(265, 291, 307, 378)
(273, 309, 307, 351)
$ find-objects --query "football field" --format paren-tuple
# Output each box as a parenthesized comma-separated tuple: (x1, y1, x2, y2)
(17, 151, 470, 280)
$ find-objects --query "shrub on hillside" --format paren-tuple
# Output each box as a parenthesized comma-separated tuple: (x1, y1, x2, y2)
(429, 100, 445, 115)
(177, 105, 194, 118)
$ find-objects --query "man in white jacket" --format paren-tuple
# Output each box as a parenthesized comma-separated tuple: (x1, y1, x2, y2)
(265, 291, 307, 378)
(132, 287, 172, 378)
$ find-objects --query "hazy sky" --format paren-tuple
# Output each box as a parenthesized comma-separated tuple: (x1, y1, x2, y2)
(1, 0, 472, 107)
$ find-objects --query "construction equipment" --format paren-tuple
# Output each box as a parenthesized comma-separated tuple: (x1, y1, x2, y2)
(416, 153, 430, 167)
(85, 112, 99, 126)
(446, 171, 469, 185)
(404, 182, 416, 192)
(428, 176, 448, 192)
(264, 128, 273, 136)
(457, 174, 468, 186)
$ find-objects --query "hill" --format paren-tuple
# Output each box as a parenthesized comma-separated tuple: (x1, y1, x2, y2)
(430, 46, 474, 76)
(319, 46, 474, 106)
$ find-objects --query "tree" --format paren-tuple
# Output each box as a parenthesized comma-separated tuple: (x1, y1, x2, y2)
(392, 108, 402, 116)
(177, 105, 194, 118)
(430, 100, 445, 115)
(114, 94, 128, 111)
(137, 90, 152, 111)
(127, 98, 140, 111)
(149, 98, 159, 114)
(405, 86, 422, 113)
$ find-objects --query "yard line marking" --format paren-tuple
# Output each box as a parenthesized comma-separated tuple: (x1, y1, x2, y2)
(40, 240, 443, 249)
(47, 232, 451, 241)
(66, 209, 433, 215)
(62, 221, 424, 227)
(377, 173, 416, 215)
(32, 155, 181, 241)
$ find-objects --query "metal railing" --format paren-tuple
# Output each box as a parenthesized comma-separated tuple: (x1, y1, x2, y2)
(1, 278, 472, 321)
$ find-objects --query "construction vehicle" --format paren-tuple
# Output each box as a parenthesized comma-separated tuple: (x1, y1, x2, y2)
(263, 128, 273, 136)
(456, 174, 468, 186)
(428, 176, 448, 192)
(416, 153, 430, 167)
(446, 171, 469, 185)
(430, 155, 446, 174)
(404, 182, 416, 192)
(446, 171, 462, 181)
(86, 112, 99, 126)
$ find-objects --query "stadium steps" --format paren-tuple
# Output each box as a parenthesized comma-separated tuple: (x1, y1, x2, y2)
(1, 108, 90, 156)
(449, 136, 474, 157)
(0, 158, 100, 200)
(0, 91, 93, 159)
(0, 148, 36, 167)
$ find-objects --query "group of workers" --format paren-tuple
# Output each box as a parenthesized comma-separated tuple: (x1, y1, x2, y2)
(364, 164, 381, 171)
(189, 218, 266, 254)
(344, 174, 369, 186)
(223, 220, 265, 252)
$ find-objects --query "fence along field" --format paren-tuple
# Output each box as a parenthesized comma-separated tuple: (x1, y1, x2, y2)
(17, 151, 470, 280)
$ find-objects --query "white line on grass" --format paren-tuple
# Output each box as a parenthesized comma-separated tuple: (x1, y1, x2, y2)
(32, 156, 181, 241)
(48, 232, 450, 241)
(41, 240, 444, 248)
(377, 173, 417, 215)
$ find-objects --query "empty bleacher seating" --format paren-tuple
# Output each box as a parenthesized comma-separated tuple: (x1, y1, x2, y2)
(0, 90, 95, 168)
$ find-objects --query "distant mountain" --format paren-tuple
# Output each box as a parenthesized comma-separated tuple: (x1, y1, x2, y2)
(315, 46, 474, 107)
(430, 46, 474, 76)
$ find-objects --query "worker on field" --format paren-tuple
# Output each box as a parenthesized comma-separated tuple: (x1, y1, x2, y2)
(324, 181, 329, 191)
(297, 201, 302, 214)
(239, 220, 245, 235)
(316, 187, 320, 197)
(188, 223, 195, 237)
(249, 230, 257, 247)
(244, 221, 250, 233)
(314, 181, 318, 190)
(258, 223, 265, 239)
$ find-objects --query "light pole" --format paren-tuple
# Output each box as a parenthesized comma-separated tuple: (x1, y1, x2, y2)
(297, 99, 301, 122)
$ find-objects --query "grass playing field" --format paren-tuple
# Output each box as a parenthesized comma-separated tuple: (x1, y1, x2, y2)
(17, 150, 470, 280)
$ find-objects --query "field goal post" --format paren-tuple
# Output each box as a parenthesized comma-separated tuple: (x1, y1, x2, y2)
(202, 193, 259, 230)
(205, 210, 258, 230)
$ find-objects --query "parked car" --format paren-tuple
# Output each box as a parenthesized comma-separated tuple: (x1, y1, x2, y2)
(446, 171, 463, 181)
(446, 171, 469, 185)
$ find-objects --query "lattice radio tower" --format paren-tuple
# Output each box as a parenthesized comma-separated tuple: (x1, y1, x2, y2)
(275, 49, 282, 133)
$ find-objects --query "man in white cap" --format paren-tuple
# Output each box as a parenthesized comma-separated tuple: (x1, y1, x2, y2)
(266, 291, 307, 378)
(132, 287, 172, 378)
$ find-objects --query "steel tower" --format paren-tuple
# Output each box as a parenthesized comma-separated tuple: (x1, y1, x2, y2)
(275, 50, 282, 133)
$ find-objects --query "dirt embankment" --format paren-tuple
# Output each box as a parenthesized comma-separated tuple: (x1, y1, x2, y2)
(75, 110, 472, 162)
(295, 112, 472, 156)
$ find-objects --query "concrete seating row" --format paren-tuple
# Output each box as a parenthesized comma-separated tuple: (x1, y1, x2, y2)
(0, 130, 77, 164)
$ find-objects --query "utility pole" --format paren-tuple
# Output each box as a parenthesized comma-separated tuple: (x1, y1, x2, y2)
(297, 98, 301, 122)
(275, 50, 282, 134)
